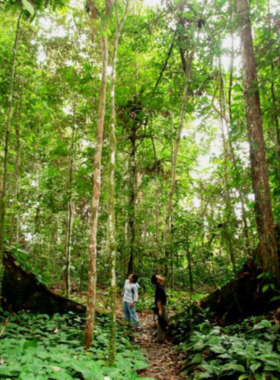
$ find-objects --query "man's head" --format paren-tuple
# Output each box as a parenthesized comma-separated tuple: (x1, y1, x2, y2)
(151, 274, 164, 285)
(129, 273, 139, 283)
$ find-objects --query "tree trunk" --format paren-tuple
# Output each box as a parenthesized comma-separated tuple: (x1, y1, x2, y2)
(3, 254, 86, 315)
(186, 225, 194, 293)
(151, 137, 161, 270)
(127, 130, 137, 275)
(217, 64, 237, 274)
(164, 33, 198, 279)
(228, 0, 252, 255)
(107, 1, 129, 363)
(267, 0, 280, 179)
(64, 100, 76, 298)
(9, 93, 22, 247)
(235, 0, 280, 284)
(84, 35, 108, 350)
(0, 10, 22, 302)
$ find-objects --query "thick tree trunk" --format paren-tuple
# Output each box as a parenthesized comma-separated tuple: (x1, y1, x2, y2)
(2, 254, 85, 315)
(267, 1, 280, 179)
(200, 250, 280, 324)
(228, 0, 252, 254)
(235, 0, 280, 284)
(85, 35, 108, 350)
(0, 10, 22, 303)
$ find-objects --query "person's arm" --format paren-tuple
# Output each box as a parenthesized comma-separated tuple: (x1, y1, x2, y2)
(157, 300, 163, 317)
(130, 284, 138, 307)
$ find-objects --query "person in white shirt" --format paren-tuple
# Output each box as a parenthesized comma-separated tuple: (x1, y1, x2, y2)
(122, 273, 140, 328)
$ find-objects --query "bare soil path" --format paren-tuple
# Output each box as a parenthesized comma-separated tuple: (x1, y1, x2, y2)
(117, 306, 187, 380)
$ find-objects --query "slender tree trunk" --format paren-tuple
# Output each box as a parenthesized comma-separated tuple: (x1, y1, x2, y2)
(235, 0, 280, 283)
(164, 33, 198, 279)
(107, 1, 129, 363)
(64, 104, 75, 298)
(151, 137, 161, 270)
(186, 227, 194, 293)
(0, 10, 22, 302)
(127, 130, 137, 274)
(218, 65, 237, 274)
(84, 35, 108, 350)
(9, 93, 22, 247)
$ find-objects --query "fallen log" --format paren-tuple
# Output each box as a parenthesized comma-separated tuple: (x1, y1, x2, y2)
(2, 254, 86, 315)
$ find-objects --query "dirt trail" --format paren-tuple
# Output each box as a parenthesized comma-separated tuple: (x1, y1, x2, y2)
(128, 310, 187, 380)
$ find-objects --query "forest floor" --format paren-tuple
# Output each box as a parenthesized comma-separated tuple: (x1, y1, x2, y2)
(116, 303, 187, 380)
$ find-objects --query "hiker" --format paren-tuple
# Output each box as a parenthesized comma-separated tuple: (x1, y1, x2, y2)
(122, 273, 140, 328)
(151, 274, 168, 343)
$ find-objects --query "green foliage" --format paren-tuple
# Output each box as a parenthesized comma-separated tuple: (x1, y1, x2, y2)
(170, 296, 212, 342)
(178, 316, 280, 379)
(0, 312, 150, 380)
(1, 0, 279, 307)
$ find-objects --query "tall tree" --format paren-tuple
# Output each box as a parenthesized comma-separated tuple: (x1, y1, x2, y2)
(84, 0, 110, 350)
(235, 0, 280, 283)
(63, 98, 76, 298)
(164, 21, 199, 281)
(107, 0, 130, 364)
(0, 8, 23, 301)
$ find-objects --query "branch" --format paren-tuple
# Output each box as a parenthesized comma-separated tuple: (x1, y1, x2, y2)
(153, 26, 178, 93)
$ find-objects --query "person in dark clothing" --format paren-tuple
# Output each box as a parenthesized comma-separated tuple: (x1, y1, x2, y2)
(151, 274, 168, 343)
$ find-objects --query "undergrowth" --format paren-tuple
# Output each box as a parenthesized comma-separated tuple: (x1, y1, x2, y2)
(0, 311, 153, 380)
(171, 301, 280, 380)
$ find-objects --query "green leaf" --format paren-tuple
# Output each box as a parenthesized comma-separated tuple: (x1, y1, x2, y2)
(221, 363, 245, 373)
(260, 320, 272, 328)
(191, 353, 203, 364)
(182, 12, 196, 20)
(250, 362, 262, 373)
(21, 0, 34, 15)
(198, 373, 214, 379)
(270, 296, 280, 302)
(262, 284, 269, 293)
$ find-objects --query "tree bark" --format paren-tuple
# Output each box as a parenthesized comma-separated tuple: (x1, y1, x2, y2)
(84, 35, 108, 350)
(267, 0, 280, 179)
(127, 130, 137, 275)
(235, 0, 280, 284)
(228, 0, 252, 255)
(151, 136, 161, 270)
(0, 10, 22, 303)
(107, 1, 129, 363)
(9, 91, 22, 248)
(64, 102, 76, 298)
(217, 64, 237, 274)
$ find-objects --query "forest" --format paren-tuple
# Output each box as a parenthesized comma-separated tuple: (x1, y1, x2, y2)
(1, 0, 280, 379)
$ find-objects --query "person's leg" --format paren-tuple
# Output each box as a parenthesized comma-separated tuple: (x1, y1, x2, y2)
(128, 305, 140, 327)
(123, 302, 131, 322)
(156, 306, 168, 342)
